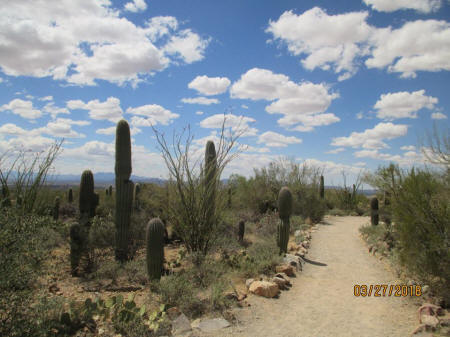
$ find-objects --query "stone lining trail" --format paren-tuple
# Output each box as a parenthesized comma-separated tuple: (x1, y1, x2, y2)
(196, 216, 418, 337)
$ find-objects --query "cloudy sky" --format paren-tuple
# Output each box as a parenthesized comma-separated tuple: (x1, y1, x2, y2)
(0, 0, 449, 184)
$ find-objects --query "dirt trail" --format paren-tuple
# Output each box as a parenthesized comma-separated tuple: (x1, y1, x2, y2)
(199, 216, 419, 337)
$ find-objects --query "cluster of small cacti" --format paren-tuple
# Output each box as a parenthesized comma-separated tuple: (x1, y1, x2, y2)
(371, 197, 379, 226)
(277, 186, 293, 255)
(115, 120, 134, 262)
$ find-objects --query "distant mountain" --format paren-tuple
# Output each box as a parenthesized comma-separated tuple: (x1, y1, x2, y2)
(48, 172, 165, 186)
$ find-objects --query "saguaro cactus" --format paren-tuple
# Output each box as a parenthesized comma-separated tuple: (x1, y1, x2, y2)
(134, 183, 140, 210)
(53, 196, 60, 221)
(79, 170, 99, 220)
(146, 218, 165, 281)
(115, 119, 134, 262)
(319, 175, 324, 199)
(108, 185, 113, 197)
(68, 188, 73, 203)
(370, 197, 379, 226)
(204, 141, 217, 228)
(238, 220, 245, 243)
(277, 186, 293, 255)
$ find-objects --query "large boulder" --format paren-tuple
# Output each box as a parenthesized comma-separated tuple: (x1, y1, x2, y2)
(249, 281, 279, 298)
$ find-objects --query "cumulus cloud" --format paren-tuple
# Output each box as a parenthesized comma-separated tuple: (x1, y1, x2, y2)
(331, 122, 408, 149)
(0, 99, 42, 119)
(43, 102, 70, 119)
(366, 20, 450, 78)
(230, 68, 339, 131)
(266, 8, 372, 80)
(326, 147, 345, 154)
(401, 145, 416, 151)
(199, 113, 258, 137)
(431, 112, 447, 119)
(181, 97, 219, 105)
(0, 2, 209, 86)
(40, 118, 86, 138)
(0, 123, 28, 136)
(373, 90, 438, 120)
(188, 75, 231, 96)
(124, 0, 147, 12)
(257, 131, 302, 147)
(0, 135, 55, 153)
(67, 96, 123, 122)
(266, 7, 450, 79)
(354, 148, 427, 166)
(195, 111, 204, 115)
(126, 104, 179, 126)
(362, 0, 442, 13)
(39, 96, 53, 101)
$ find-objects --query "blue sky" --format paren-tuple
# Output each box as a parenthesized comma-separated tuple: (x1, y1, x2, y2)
(0, 0, 449, 185)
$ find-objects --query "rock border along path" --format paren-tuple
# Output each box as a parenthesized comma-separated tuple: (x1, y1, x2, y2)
(197, 216, 418, 337)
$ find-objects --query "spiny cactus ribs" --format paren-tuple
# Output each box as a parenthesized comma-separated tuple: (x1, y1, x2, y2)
(278, 186, 293, 255)
(146, 218, 165, 281)
(115, 119, 134, 262)
(204, 140, 217, 227)
(79, 170, 98, 219)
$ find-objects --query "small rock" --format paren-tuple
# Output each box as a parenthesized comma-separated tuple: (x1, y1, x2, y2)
(283, 254, 302, 271)
(167, 307, 182, 320)
(190, 319, 201, 329)
(172, 313, 192, 336)
(197, 318, 231, 332)
(249, 281, 279, 298)
(237, 293, 247, 301)
(301, 240, 310, 249)
(245, 278, 255, 289)
(274, 272, 291, 285)
(276, 264, 295, 277)
(272, 276, 288, 290)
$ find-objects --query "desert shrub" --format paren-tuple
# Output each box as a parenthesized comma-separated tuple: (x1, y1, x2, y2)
(123, 259, 148, 285)
(209, 278, 233, 312)
(59, 202, 77, 218)
(239, 238, 282, 277)
(93, 260, 122, 281)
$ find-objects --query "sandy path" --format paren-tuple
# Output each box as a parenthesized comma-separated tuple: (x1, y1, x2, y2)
(197, 216, 418, 337)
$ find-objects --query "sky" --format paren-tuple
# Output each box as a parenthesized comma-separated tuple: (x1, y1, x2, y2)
(0, 0, 449, 185)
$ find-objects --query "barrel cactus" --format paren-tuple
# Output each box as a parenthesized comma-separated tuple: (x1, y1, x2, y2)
(53, 196, 60, 221)
(319, 175, 324, 199)
(115, 119, 134, 262)
(370, 197, 379, 226)
(146, 218, 165, 281)
(277, 186, 293, 255)
(68, 188, 73, 203)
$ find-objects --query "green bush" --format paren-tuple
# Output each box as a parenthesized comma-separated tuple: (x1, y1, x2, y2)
(239, 238, 282, 277)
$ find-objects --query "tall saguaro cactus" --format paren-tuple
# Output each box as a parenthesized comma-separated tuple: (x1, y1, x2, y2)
(79, 170, 99, 220)
(204, 141, 217, 229)
(370, 197, 379, 226)
(68, 188, 73, 203)
(277, 186, 293, 255)
(115, 119, 134, 262)
(319, 175, 324, 199)
(146, 218, 165, 281)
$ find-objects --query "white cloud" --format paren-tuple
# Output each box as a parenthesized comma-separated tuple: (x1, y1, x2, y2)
(96, 126, 141, 135)
(0, 123, 28, 136)
(257, 131, 302, 147)
(0, 2, 208, 86)
(331, 122, 408, 149)
(401, 145, 416, 151)
(199, 113, 258, 137)
(0, 99, 42, 119)
(230, 68, 339, 131)
(124, 0, 147, 13)
(431, 112, 447, 119)
(43, 102, 70, 119)
(67, 97, 123, 122)
(362, 0, 442, 13)
(266, 8, 372, 80)
(373, 90, 438, 120)
(39, 96, 53, 101)
(241, 104, 249, 109)
(195, 111, 204, 115)
(354, 148, 427, 166)
(326, 147, 345, 154)
(40, 118, 85, 138)
(0, 135, 55, 153)
(242, 145, 271, 153)
(181, 97, 219, 105)
(188, 75, 231, 96)
(164, 29, 210, 64)
(126, 104, 179, 126)
(366, 20, 450, 78)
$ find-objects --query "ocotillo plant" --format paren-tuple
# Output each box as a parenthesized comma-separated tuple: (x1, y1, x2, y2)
(319, 175, 324, 199)
(115, 119, 134, 262)
(79, 170, 99, 220)
(277, 186, 293, 255)
(53, 196, 60, 221)
(204, 140, 217, 230)
(146, 218, 165, 281)
(370, 197, 379, 226)
(68, 188, 73, 203)
(238, 220, 245, 243)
